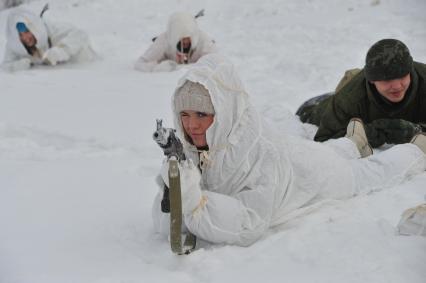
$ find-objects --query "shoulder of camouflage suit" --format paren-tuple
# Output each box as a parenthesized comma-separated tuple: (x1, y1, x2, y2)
(413, 61, 426, 83)
(335, 68, 362, 93)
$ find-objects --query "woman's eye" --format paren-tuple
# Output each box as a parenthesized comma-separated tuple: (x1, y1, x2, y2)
(197, 112, 207, 118)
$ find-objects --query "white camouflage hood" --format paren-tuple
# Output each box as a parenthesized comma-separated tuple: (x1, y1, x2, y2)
(6, 8, 50, 57)
(166, 12, 200, 52)
(172, 54, 266, 194)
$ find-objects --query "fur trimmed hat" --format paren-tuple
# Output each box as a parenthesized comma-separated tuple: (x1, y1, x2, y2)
(364, 39, 413, 81)
(175, 81, 215, 114)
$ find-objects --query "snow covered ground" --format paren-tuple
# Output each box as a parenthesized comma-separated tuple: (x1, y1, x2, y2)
(1, 0, 425, 282)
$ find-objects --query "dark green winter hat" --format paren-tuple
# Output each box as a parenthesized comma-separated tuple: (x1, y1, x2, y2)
(364, 39, 413, 81)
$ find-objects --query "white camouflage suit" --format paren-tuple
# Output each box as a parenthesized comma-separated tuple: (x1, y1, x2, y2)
(2, 8, 97, 72)
(152, 54, 426, 246)
(135, 12, 217, 72)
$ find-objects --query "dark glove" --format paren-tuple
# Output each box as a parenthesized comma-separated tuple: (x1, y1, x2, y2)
(161, 185, 170, 213)
(364, 122, 387, 147)
(365, 119, 422, 147)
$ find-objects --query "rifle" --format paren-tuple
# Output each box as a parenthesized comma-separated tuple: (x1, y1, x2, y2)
(40, 3, 49, 18)
(153, 119, 196, 254)
(153, 119, 185, 162)
(194, 9, 205, 19)
(153, 119, 184, 213)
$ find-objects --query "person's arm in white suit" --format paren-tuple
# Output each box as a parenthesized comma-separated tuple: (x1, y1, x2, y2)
(152, 184, 275, 247)
(43, 22, 90, 65)
(152, 158, 278, 247)
(1, 47, 31, 72)
(184, 179, 276, 247)
(135, 34, 177, 72)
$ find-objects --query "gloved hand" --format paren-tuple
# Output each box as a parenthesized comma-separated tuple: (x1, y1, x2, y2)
(152, 60, 178, 72)
(179, 159, 203, 215)
(3, 58, 32, 72)
(383, 119, 422, 144)
(43, 47, 70, 66)
(365, 119, 422, 147)
(364, 122, 387, 147)
(160, 159, 202, 215)
(175, 52, 189, 64)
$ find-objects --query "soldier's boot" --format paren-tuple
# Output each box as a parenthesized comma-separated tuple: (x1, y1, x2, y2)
(346, 118, 373, 158)
(410, 133, 426, 154)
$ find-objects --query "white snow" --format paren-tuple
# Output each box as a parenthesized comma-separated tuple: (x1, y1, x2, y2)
(1, 0, 425, 282)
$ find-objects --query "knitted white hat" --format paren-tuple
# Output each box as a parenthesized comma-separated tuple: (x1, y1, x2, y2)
(175, 81, 215, 114)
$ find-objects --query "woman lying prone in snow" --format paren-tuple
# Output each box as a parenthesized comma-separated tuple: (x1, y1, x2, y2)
(2, 8, 97, 72)
(152, 54, 426, 247)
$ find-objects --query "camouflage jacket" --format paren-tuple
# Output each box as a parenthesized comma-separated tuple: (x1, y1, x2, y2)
(314, 61, 426, 146)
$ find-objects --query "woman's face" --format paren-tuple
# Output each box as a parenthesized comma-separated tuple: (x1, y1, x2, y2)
(180, 110, 214, 148)
(19, 31, 37, 48)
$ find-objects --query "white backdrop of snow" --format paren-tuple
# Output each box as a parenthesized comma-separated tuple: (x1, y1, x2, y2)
(0, 0, 425, 283)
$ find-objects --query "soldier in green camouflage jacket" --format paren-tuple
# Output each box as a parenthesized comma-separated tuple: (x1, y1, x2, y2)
(298, 39, 426, 148)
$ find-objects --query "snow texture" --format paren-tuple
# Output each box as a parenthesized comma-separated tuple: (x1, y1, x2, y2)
(0, 0, 425, 282)
(0, 0, 32, 11)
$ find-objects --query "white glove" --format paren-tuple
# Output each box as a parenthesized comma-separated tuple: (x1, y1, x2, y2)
(152, 60, 178, 72)
(43, 47, 70, 66)
(159, 159, 203, 215)
(160, 158, 171, 188)
(397, 203, 426, 236)
(180, 159, 203, 215)
(3, 58, 31, 72)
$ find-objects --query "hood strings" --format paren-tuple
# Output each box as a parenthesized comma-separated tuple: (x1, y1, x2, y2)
(199, 150, 210, 170)
(195, 143, 228, 171)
